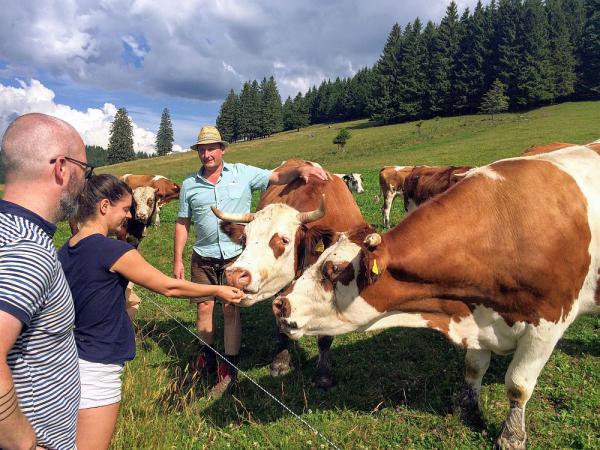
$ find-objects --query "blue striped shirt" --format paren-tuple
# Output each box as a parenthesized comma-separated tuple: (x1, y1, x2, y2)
(0, 200, 79, 450)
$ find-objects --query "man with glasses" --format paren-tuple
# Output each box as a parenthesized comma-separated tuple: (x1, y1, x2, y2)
(0, 113, 88, 449)
(173, 125, 327, 398)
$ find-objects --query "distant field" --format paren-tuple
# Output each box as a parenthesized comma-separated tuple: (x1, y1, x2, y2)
(50, 102, 600, 448)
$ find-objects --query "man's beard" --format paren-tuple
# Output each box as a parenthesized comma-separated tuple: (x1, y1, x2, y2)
(56, 175, 83, 222)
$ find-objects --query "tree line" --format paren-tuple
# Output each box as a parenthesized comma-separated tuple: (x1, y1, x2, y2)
(217, 0, 599, 132)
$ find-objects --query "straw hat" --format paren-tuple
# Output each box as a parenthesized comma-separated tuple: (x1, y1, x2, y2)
(190, 126, 228, 150)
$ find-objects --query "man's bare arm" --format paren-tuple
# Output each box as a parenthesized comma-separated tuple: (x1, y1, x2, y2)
(173, 217, 191, 279)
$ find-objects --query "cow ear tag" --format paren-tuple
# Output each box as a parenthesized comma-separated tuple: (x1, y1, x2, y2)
(315, 239, 325, 253)
(372, 259, 379, 275)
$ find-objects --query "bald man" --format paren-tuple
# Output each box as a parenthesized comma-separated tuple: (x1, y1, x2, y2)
(0, 113, 90, 450)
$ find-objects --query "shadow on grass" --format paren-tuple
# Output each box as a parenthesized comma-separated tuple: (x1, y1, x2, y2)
(346, 120, 383, 130)
(556, 337, 600, 357)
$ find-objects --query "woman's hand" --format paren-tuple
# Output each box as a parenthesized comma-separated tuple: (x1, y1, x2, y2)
(216, 286, 245, 304)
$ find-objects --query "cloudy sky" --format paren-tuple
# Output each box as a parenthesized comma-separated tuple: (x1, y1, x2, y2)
(0, 0, 482, 153)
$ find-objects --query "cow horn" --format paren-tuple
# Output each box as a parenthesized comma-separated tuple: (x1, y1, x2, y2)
(297, 195, 326, 224)
(211, 206, 255, 223)
(364, 233, 382, 248)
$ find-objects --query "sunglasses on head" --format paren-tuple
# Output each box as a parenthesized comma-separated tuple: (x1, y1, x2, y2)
(50, 156, 95, 180)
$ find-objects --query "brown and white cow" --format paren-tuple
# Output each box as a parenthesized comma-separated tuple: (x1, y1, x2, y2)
(274, 144, 600, 449)
(334, 173, 365, 193)
(211, 159, 366, 388)
(121, 174, 180, 227)
(115, 186, 158, 248)
(402, 165, 472, 212)
(379, 165, 414, 228)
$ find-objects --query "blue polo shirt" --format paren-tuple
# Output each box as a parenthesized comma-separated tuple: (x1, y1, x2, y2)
(178, 162, 272, 259)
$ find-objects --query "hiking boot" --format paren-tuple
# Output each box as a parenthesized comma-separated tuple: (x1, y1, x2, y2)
(209, 360, 238, 399)
(191, 348, 216, 378)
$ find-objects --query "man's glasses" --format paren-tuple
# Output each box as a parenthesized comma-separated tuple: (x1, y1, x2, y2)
(50, 156, 95, 180)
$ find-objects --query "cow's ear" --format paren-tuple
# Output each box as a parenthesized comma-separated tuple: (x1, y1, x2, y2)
(304, 226, 338, 259)
(220, 221, 245, 244)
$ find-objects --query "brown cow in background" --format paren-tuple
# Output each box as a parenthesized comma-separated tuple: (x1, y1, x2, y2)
(402, 165, 472, 212)
(121, 174, 180, 227)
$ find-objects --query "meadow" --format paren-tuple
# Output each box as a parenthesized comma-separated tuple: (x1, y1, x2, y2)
(52, 101, 600, 449)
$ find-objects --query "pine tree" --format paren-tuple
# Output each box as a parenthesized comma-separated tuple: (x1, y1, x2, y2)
(107, 108, 135, 164)
(238, 81, 261, 140)
(454, 2, 490, 113)
(369, 23, 402, 124)
(85, 145, 108, 167)
(437, 1, 462, 114)
(494, 0, 524, 106)
(293, 92, 310, 130)
(546, 0, 576, 100)
(217, 89, 240, 142)
(395, 19, 425, 121)
(479, 79, 509, 118)
(259, 76, 283, 136)
(578, 0, 600, 98)
(155, 108, 174, 156)
(282, 96, 295, 130)
(515, 0, 553, 106)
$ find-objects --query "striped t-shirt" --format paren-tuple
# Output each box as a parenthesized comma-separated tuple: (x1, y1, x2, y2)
(0, 200, 79, 450)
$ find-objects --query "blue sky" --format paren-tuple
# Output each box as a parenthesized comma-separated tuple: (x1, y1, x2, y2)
(0, 0, 482, 153)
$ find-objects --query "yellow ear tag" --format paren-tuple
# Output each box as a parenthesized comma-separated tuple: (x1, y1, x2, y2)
(372, 259, 379, 275)
(315, 240, 325, 253)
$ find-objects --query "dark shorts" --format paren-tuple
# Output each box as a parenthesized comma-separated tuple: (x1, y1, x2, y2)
(190, 252, 238, 304)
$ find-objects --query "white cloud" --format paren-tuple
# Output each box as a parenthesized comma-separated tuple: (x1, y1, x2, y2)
(0, 79, 159, 154)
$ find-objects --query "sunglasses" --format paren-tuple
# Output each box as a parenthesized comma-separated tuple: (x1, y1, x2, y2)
(50, 156, 95, 180)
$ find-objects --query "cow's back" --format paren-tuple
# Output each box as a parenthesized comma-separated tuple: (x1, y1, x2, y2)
(258, 159, 364, 231)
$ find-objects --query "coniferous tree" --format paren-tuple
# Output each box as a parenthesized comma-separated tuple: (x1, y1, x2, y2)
(546, 0, 577, 100)
(156, 108, 174, 156)
(563, 0, 586, 97)
(369, 23, 402, 124)
(85, 145, 108, 168)
(454, 2, 490, 113)
(107, 108, 135, 164)
(437, 1, 462, 114)
(238, 81, 260, 140)
(292, 92, 310, 130)
(395, 19, 426, 121)
(259, 76, 283, 136)
(494, 0, 524, 106)
(479, 79, 510, 118)
(578, 0, 600, 98)
(217, 89, 240, 142)
(282, 96, 295, 130)
(515, 0, 553, 106)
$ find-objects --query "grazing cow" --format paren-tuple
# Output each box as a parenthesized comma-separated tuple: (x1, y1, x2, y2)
(379, 165, 414, 228)
(121, 174, 180, 227)
(274, 144, 600, 449)
(211, 159, 365, 388)
(333, 173, 365, 193)
(402, 165, 472, 212)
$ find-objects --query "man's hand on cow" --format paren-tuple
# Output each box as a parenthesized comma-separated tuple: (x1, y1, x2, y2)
(298, 164, 328, 183)
(216, 286, 245, 304)
(173, 261, 185, 279)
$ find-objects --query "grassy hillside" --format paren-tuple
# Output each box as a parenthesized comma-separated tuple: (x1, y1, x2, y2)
(55, 102, 599, 449)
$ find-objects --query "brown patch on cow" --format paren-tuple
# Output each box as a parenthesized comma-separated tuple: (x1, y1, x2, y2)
(269, 234, 286, 258)
(120, 174, 180, 204)
(402, 165, 472, 211)
(521, 142, 575, 156)
(220, 221, 245, 245)
(507, 386, 527, 407)
(322, 260, 355, 287)
(350, 158, 591, 336)
(586, 143, 600, 155)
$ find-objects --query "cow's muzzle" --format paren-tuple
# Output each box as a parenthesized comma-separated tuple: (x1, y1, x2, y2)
(272, 297, 291, 319)
(225, 267, 252, 289)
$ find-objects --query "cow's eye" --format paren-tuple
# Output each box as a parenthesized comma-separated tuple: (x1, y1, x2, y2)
(281, 236, 290, 245)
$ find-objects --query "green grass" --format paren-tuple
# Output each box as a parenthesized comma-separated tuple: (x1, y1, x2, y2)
(52, 102, 599, 449)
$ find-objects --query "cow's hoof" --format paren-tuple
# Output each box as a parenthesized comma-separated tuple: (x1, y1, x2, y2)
(270, 350, 292, 377)
(494, 424, 527, 450)
(452, 387, 484, 428)
(312, 373, 334, 390)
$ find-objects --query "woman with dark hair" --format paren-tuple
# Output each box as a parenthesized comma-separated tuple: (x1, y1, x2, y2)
(58, 174, 244, 450)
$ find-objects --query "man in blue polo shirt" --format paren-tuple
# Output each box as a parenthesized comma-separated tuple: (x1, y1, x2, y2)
(0, 113, 90, 449)
(173, 126, 326, 397)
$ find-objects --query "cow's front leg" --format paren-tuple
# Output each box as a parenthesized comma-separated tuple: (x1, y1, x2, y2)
(495, 330, 561, 450)
(270, 332, 292, 377)
(454, 348, 490, 427)
(312, 335, 334, 390)
(382, 190, 396, 228)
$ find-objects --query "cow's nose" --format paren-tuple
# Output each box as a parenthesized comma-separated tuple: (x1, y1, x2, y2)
(136, 213, 147, 221)
(225, 267, 251, 289)
(272, 297, 291, 319)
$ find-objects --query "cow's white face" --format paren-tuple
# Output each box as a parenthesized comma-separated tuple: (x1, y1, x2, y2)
(349, 173, 364, 193)
(132, 186, 156, 221)
(274, 234, 380, 338)
(225, 203, 304, 306)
